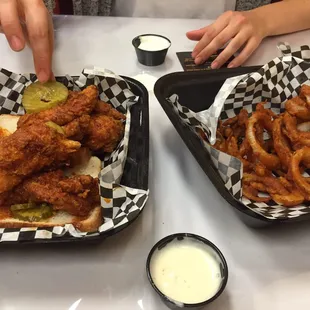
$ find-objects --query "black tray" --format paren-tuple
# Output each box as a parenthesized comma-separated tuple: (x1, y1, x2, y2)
(154, 67, 299, 228)
(4, 76, 149, 245)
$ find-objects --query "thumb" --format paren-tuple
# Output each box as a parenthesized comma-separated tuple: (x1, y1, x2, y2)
(186, 28, 206, 41)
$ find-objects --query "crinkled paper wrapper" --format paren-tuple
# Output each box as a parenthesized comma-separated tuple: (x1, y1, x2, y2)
(0, 67, 149, 242)
(168, 43, 310, 220)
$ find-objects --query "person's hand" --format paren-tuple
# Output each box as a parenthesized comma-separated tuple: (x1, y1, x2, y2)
(0, 0, 54, 82)
(186, 10, 267, 69)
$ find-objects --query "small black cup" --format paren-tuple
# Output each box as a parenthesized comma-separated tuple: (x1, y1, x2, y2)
(132, 34, 171, 66)
(146, 233, 228, 310)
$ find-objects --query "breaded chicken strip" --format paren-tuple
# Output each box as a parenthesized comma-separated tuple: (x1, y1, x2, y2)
(94, 100, 126, 120)
(63, 113, 125, 153)
(85, 115, 125, 152)
(0, 123, 80, 193)
(17, 85, 98, 128)
(2, 170, 100, 217)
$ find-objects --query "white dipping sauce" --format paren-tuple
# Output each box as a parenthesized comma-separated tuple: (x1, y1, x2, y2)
(138, 35, 170, 51)
(150, 238, 222, 304)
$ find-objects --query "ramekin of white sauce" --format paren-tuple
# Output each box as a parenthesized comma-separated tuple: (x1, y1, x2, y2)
(146, 234, 228, 309)
(132, 34, 171, 66)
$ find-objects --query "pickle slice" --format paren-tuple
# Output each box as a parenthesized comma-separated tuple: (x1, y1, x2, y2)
(11, 204, 53, 222)
(22, 81, 69, 114)
(45, 121, 65, 134)
(11, 201, 36, 211)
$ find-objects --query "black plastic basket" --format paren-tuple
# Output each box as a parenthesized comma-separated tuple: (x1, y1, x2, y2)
(154, 67, 304, 228)
(3, 76, 149, 245)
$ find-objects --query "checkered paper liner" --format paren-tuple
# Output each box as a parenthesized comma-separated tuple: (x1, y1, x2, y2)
(0, 67, 149, 242)
(168, 43, 310, 220)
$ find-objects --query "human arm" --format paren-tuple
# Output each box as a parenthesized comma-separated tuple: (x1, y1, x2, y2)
(186, 0, 310, 69)
(0, 0, 54, 82)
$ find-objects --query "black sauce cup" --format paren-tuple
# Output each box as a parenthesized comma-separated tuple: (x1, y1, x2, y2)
(132, 34, 171, 66)
(146, 233, 228, 310)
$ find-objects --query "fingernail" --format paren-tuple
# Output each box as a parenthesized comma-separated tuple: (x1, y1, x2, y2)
(10, 36, 23, 51)
(192, 51, 197, 58)
(211, 61, 218, 69)
(228, 63, 235, 68)
(195, 57, 203, 65)
(37, 70, 50, 83)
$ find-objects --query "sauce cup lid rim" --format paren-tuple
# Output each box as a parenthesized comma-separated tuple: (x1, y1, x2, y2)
(146, 233, 229, 308)
(132, 33, 172, 52)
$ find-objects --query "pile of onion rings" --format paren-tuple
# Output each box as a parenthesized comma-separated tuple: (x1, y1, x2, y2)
(207, 84, 310, 207)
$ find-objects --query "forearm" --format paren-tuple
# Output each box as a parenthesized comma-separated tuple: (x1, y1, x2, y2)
(250, 0, 310, 37)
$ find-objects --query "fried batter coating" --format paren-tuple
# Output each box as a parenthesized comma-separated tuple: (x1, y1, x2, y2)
(63, 115, 91, 141)
(285, 96, 310, 121)
(0, 123, 80, 193)
(299, 84, 310, 106)
(94, 100, 126, 120)
(4, 170, 100, 217)
(246, 111, 280, 170)
(18, 85, 98, 128)
(85, 115, 125, 152)
(272, 117, 292, 171)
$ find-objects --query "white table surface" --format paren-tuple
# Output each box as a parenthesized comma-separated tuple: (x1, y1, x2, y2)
(1, 16, 310, 310)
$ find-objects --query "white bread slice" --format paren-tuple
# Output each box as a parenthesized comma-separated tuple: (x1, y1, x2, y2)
(0, 114, 20, 134)
(65, 156, 101, 178)
(0, 206, 102, 232)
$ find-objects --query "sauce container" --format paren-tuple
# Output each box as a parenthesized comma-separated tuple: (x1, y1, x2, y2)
(132, 34, 171, 66)
(146, 233, 228, 309)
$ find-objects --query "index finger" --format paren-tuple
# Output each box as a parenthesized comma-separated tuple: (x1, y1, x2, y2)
(24, 3, 51, 82)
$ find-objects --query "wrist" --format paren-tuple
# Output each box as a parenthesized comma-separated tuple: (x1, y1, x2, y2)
(243, 8, 271, 38)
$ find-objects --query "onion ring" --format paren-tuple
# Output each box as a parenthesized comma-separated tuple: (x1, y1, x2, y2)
(270, 191, 305, 206)
(256, 101, 277, 118)
(297, 121, 310, 132)
(290, 147, 310, 196)
(283, 112, 310, 146)
(285, 97, 310, 121)
(272, 117, 292, 170)
(213, 131, 227, 152)
(250, 182, 267, 192)
(226, 135, 252, 172)
(239, 138, 251, 157)
(226, 135, 239, 158)
(242, 184, 271, 203)
(246, 111, 280, 170)
(237, 109, 249, 127)
(222, 115, 238, 127)
(299, 85, 310, 107)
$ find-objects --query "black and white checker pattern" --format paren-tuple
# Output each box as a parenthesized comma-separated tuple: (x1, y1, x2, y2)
(0, 67, 149, 242)
(168, 43, 310, 220)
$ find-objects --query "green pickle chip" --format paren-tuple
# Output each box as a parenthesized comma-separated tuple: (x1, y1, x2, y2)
(10, 201, 36, 211)
(45, 121, 65, 134)
(22, 81, 69, 114)
(11, 203, 53, 222)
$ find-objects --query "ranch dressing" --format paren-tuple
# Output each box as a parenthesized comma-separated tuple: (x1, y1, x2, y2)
(150, 238, 222, 304)
(138, 35, 170, 51)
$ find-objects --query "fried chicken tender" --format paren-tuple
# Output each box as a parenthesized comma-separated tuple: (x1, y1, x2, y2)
(5, 170, 100, 217)
(94, 100, 126, 120)
(18, 86, 125, 154)
(17, 85, 98, 128)
(0, 123, 80, 193)
(85, 115, 125, 152)
(62, 113, 125, 152)
(63, 115, 91, 141)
